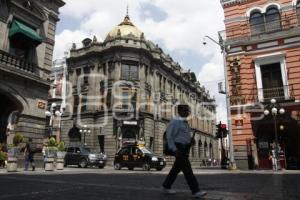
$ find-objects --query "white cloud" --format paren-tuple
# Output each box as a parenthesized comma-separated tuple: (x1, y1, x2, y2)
(57, 0, 224, 57)
(53, 30, 90, 60)
(138, 1, 224, 56)
(198, 52, 227, 123)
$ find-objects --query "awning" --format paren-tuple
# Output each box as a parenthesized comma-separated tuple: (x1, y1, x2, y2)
(9, 20, 42, 44)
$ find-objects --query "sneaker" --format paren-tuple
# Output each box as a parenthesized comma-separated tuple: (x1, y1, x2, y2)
(192, 191, 207, 198)
(161, 187, 176, 195)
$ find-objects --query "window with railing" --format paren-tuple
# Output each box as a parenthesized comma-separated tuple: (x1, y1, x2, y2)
(261, 63, 284, 101)
(121, 63, 138, 80)
(106, 89, 112, 109)
(73, 95, 79, 113)
(250, 12, 265, 34)
(83, 67, 90, 84)
(121, 90, 130, 109)
(81, 94, 87, 112)
(265, 7, 281, 32)
(249, 7, 281, 35)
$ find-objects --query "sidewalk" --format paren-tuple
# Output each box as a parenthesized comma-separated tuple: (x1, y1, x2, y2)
(1, 166, 300, 175)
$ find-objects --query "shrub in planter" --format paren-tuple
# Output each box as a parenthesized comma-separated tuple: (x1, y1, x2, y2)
(44, 137, 57, 171)
(56, 141, 66, 170)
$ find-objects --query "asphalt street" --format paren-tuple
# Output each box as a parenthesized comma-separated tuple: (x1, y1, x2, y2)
(0, 167, 300, 200)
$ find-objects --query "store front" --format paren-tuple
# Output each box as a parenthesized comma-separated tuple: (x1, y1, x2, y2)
(253, 112, 300, 170)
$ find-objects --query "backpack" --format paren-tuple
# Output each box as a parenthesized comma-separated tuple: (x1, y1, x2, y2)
(163, 131, 175, 156)
(163, 131, 196, 156)
(26, 143, 40, 154)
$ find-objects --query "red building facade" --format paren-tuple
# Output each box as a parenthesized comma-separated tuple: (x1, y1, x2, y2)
(220, 0, 300, 169)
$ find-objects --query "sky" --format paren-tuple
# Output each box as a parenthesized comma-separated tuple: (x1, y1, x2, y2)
(54, 0, 227, 123)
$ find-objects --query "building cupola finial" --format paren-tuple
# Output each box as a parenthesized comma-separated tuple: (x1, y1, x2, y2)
(119, 5, 134, 26)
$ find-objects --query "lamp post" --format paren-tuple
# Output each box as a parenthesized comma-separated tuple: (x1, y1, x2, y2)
(45, 102, 62, 142)
(203, 35, 236, 170)
(264, 98, 285, 171)
(79, 125, 91, 146)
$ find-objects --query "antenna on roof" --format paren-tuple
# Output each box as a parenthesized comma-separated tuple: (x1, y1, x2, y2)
(126, 5, 129, 16)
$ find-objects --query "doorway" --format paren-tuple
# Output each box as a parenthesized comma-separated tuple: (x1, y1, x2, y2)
(0, 93, 21, 143)
(255, 114, 300, 169)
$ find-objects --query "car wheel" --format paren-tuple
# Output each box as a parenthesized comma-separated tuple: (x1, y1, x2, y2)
(79, 159, 88, 168)
(98, 165, 104, 169)
(114, 163, 121, 170)
(156, 167, 163, 171)
(128, 167, 134, 170)
(142, 163, 150, 171)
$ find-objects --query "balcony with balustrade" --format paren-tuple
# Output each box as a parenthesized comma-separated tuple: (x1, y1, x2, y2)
(0, 49, 47, 82)
(219, 12, 300, 46)
(257, 85, 295, 103)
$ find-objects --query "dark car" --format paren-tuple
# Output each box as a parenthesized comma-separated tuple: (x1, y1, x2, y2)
(114, 144, 166, 171)
(64, 147, 107, 168)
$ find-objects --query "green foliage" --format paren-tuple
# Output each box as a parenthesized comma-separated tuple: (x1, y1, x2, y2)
(13, 133, 23, 146)
(57, 141, 65, 151)
(48, 137, 56, 147)
(0, 151, 7, 161)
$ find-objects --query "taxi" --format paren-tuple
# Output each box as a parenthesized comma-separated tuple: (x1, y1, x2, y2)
(113, 143, 166, 171)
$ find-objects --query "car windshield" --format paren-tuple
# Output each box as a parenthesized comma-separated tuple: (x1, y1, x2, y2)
(140, 147, 152, 154)
(81, 148, 91, 153)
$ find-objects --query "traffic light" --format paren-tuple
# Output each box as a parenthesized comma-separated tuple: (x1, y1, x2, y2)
(215, 122, 222, 139)
(216, 122, 228, 138)
(220, 123, 228, 138)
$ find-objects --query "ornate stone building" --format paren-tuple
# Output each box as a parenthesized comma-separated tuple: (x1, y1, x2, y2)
(220, 0, 300, 169)
(0, 0, 65, 144)
(61, 14, 218, 164)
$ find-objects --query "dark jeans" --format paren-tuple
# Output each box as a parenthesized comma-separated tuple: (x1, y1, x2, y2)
(25, 153, 35, 170)
(162, 143, 199, 194)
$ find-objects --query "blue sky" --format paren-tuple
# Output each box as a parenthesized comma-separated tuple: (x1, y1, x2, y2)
(54, 0, 227, 122)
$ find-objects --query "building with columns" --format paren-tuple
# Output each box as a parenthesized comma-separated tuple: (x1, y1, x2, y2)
(220, 0, 300, 169)
(61, 14, 219, 164)
(0, 0, 65, 145)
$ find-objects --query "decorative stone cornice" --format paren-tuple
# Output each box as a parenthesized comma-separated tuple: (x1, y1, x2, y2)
(220, 0, 249, 8)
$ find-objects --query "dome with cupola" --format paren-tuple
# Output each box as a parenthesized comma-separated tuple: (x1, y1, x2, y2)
(105, 14, 144, 41)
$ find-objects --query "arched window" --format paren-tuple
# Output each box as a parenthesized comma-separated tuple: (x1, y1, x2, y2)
(198, 140, 202, 158)
(204, 142, 208, 158)
(68, 126, 81, 142)
(209, 143, 213, 158)
(250, 12, 265, 35)
(265, 7, 281, 32)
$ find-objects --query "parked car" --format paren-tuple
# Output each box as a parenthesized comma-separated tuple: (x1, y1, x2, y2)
(114, 144, 166, 171)
(65, 147, 107, 168)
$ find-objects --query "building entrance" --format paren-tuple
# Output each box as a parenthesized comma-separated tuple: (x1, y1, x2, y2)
(0, 93, 20, 143)
(255, 114, 300, 170)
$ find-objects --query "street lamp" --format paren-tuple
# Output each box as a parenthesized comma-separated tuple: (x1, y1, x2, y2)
(45, 103, 62, 142)
(203, 35, 236, 170)
(264, 98, 285, 171)
(80, 125, 91, 146)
